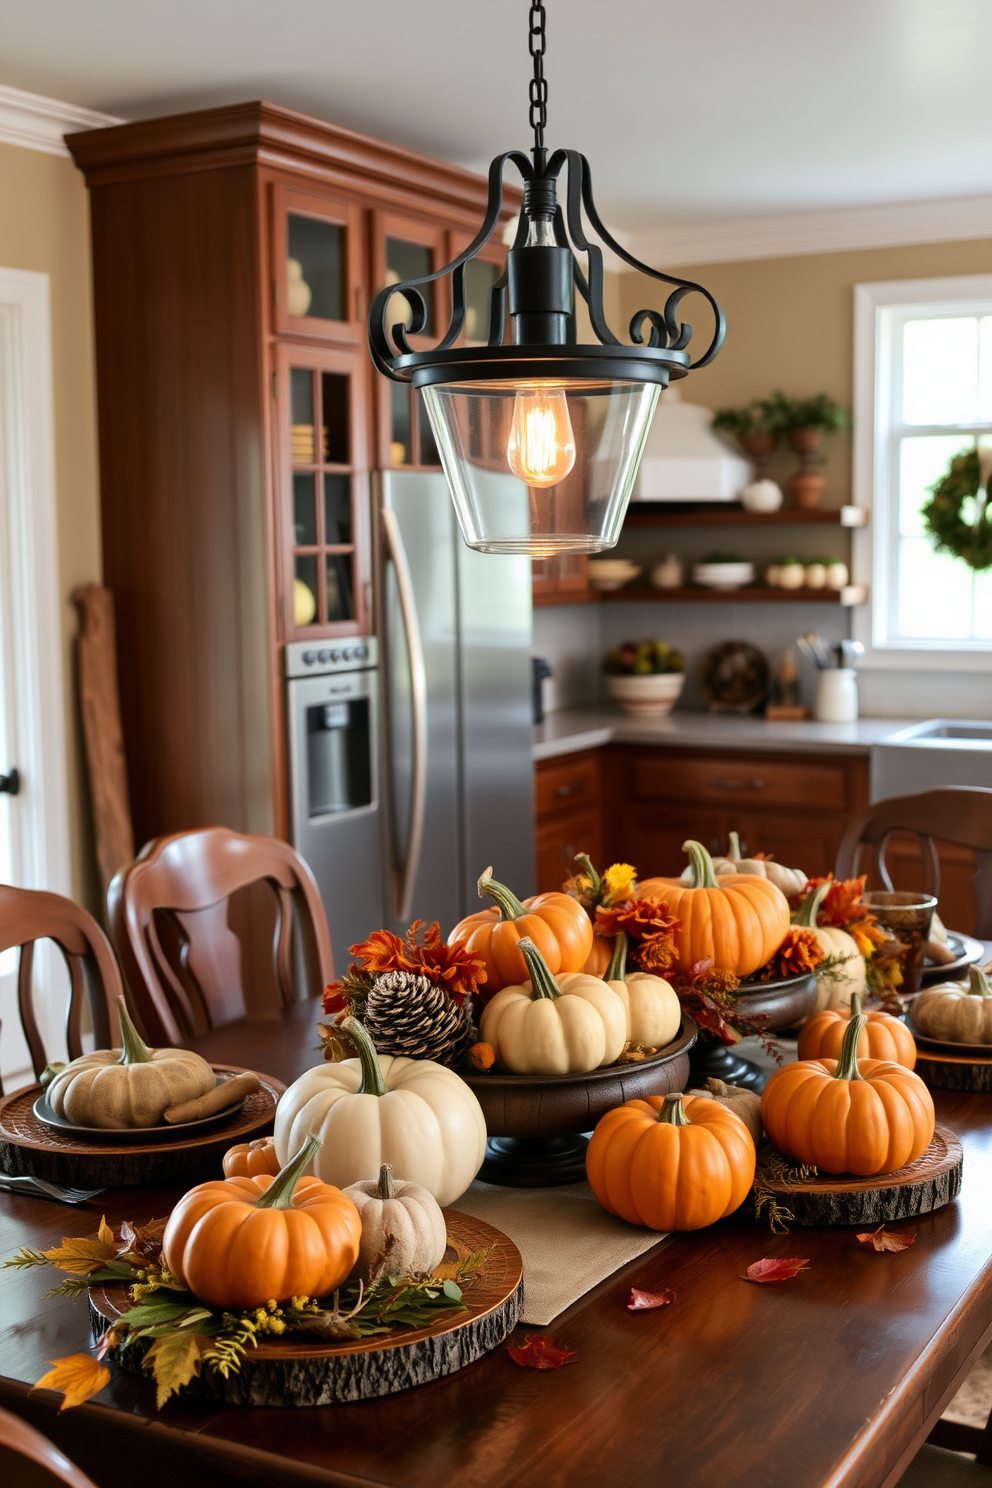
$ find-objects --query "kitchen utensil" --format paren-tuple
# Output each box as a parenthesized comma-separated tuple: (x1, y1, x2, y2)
(814, 668, 858, 722)
(0, 1174, 105, 1204)
(840, 639, 864, 669)
(797, 632, 833, 670)
(861, 890, 938, 998)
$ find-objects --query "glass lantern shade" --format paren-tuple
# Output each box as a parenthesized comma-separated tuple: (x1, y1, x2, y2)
(420, 377, 661, 556)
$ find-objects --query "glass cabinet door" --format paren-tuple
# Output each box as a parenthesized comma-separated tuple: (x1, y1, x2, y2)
(273, 184, 364, 343)
(278, 345, 369, 638)
(372, 213, 448, 469)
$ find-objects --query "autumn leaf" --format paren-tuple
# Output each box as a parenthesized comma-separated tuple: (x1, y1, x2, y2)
(741, 1257, 811, 1283)
(627, 1287, 676, 1311)
(117, 1218, 168, 1262)
(32, 1354, 111, 1411)
(857, 1226, 917, 1253)
(144, 1331, 205, 1409)
(40, 1224, 118, 1276)
(507, 1334, 576, 1369)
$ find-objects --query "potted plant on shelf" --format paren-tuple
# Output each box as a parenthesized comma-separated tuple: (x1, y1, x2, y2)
(712, 394, 790, 511)
(605, 641, 685, 717)
(782, 393, 849, 510)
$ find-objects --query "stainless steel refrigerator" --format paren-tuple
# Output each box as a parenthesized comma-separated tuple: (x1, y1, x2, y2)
(377, 469, 534, 934)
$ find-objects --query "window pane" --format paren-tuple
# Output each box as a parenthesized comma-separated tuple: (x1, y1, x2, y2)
(321, 373, 349, 464)
(899, 434, 973, 537)
(386, 239, 435, 337)
(979, 317, 992, 422)
(324, 474, 351, 544)
(293, 473, 317, 546)
(903, 317, 978, 425)
(294, 555, 318, 627)
(287, 214, 344, 322)
(973, 566, 992, 639)
(896, 537, 972, 639)
(326, 554, 354, 622)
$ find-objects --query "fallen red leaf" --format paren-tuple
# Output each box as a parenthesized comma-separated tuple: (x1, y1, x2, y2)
(857, 1225, 917, 1253)
(741, 1257, 811, 1283)
(627, 1287, 676, 1311)
(507, 1334, 576, 1370)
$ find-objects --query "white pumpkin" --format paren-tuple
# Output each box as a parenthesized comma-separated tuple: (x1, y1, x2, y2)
(479, 937, 626, 1075)
(912, 964, 992, 1044)
(273, 1018, 486, 1207)
(794, 882, 867, 1012)
(681, 832, 808, 900)
(601, 931, 681, 1048)
(344, 1163, 447, 1283)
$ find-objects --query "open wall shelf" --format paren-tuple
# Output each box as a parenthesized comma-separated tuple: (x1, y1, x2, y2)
(623, 503, 868, 529)
(599, 584, 868, 606)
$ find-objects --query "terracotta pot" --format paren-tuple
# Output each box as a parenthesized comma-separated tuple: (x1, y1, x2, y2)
(787, 426, 825, 457)
(741, 430, 777, 459)
(788, 471, 827, 509)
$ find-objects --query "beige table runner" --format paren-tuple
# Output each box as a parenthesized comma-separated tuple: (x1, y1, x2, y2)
(450, 1179, 668, 1326)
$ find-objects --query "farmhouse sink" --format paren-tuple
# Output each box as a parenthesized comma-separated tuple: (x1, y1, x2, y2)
(872, 719, 992, 800)
(884, 719, 992, 746)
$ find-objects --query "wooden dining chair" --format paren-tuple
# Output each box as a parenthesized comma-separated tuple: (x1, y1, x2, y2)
(0, 1406, 102, 1488)
(835, 787, 992, 937)
(108, 826, 334, 1046)
(0, 886, 121, 1095)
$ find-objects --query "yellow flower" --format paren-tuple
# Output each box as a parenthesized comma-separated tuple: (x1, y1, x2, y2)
(601, 863, 638, 905)
(852, 929, 874, 956)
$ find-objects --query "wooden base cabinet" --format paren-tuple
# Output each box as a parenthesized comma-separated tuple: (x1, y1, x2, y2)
(534, 752, 602, 892)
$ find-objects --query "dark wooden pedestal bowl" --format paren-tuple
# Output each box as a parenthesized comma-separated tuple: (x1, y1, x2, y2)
(687, 971, 818, 1094)
(461, 1019, 696, 1188)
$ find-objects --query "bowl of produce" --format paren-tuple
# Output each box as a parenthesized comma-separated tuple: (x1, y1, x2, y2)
(605, 639, 685, 716)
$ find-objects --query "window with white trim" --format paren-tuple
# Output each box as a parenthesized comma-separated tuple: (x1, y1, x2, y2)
(853, 275, 992, 664)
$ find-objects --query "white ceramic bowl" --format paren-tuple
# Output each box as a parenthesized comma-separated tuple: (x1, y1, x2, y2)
(587, 560, 641, 591)
(607, 672, 685, 716)
(691, 561, 755, 590)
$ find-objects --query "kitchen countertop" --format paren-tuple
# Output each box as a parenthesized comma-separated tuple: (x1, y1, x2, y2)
(533, 705, 915, 761)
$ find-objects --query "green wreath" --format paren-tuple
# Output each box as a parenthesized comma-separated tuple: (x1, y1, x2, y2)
(921, 447, 992, 571)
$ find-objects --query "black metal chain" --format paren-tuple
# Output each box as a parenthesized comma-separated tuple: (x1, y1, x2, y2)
(528, 1, 547, 153)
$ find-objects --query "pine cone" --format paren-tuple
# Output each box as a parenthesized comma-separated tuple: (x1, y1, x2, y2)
(363, 971, 472, 1065)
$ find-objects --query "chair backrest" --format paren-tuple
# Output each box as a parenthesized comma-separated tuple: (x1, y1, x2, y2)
(108, 826, 334, 1045)
(0, 1407, 101, 1488)
(835, 786, 992, 936)
(0, 885, 122, 1094)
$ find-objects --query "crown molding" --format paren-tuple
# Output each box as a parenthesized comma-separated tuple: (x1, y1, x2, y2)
(0, 83, 122, 158)
(626, 193, 992, 270)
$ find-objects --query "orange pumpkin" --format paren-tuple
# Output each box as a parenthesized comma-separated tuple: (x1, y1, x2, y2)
(798, 995, 916, 1070)
(581, 936, 614, 976)
(761, 1005, 934, 1175)
(586, 1091, 756, 1230)
(222, 1136, 281, 1179)
(637, 840, 789, 978)
(448, 868, 593, 997)
(162, 1134, 361, 1308)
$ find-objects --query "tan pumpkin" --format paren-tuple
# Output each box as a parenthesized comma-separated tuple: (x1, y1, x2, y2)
(603, 932, 681, 1048)
(794, 882, 867, 1012)
(479, 937, 627, 1074)
(913, 964, 992, 1044)
(344, 1163, 447, 1283)
(637, 840, 790, 978)
(690, 1078, 763, 1146)
(690, 832, 808, 899)
(47, 998, 215, 1129)
(798, 995, 916, 1069)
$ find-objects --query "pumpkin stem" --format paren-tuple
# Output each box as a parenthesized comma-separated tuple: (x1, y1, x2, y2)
(727, 831, 743, 862)
(682, 840, 720, 890)
(606, 930, 628, 982)
(966, 963, 992, 997)
(477, 867, 528, 922)
(793, 881, 830, 930)
(377, 1163, 396, 1200)
(834, 997, 867, 1083)
(342, 1015, 389, 1097)
(573, 852, 602, 901)
(254, 1133, 322, 1210)
(656, 1093, 690, 1126)
(115, 996, 153, 1066)
(516, 936, 560, 1001)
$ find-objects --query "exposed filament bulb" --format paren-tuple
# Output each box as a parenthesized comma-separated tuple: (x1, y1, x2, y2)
(506, 387, 576, 488)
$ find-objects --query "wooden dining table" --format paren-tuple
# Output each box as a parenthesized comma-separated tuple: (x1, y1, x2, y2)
(2, 993, 992, 1488)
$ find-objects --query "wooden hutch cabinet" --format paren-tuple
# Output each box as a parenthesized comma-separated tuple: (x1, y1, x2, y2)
(67, 102, 518, 848)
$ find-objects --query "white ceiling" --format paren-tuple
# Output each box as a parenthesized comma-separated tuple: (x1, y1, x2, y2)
(3, 0, 992, 238)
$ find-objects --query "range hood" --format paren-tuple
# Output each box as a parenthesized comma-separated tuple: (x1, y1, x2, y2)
(631, 386, 750, 502)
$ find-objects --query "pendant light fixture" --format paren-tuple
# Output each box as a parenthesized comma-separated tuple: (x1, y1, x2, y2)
(368, 2, 726, 557)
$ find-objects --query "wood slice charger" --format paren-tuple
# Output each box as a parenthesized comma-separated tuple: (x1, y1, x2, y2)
(89, 1211, 522, 1406)
(0, 1066, 284, 1187)
(749, 1125, 963, 1227)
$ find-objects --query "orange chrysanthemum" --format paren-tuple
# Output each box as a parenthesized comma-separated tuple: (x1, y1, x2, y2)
(595, 898, 680, 974)
(756, 927, 825, 982)
(322, 919, 486, 1013)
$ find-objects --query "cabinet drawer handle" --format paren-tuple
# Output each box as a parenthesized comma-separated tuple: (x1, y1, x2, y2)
(554, 782, 583, 797)
(707, 777, 766, 791)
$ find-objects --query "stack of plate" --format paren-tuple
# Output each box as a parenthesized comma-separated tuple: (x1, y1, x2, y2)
(291, 424, 330, 464)
(587, 559, 641, 591)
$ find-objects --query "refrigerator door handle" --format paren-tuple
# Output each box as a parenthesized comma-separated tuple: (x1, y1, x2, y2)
(380, 506, 428, 923)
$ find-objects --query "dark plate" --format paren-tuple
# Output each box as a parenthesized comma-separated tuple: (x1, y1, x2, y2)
(919, 930, 984, 987)
(34, 1080, 247, 1143)
(905, 1013, 992, 1059)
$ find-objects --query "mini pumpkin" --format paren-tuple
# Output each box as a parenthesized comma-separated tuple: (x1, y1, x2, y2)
(638, 840, 790, 978)
(344, 1163, 447, 1284)
(479, 937, 627, 1074)
(603, 931, 681, 1049)
(447, 868, 593, 998)
(682, 832, 809, 900)
(798, 993, 916, 1069)
(222, 1136, 281, 1179)
(913, 964, 992, 1044)
(761, 1003, 935, 1175)
(586, 1091, 756, 1231)
(690, 1078, 763, 1147)
(794, 882, 867, 1012)
(162, 1134, 362, 1308)
(46, 998, 215, 1129)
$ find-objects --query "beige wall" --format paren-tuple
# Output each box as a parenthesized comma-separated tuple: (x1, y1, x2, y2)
(0, 140, 101, 908)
